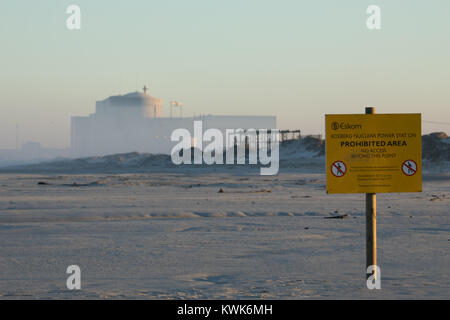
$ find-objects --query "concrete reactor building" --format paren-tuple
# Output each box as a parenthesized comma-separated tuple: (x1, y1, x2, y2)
(71, 86, 276, 157)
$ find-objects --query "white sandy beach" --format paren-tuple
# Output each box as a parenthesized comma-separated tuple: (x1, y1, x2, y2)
(0, 170, 448, 299)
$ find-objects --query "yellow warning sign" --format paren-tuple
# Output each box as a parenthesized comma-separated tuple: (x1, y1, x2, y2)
(326, 114, 422, 194)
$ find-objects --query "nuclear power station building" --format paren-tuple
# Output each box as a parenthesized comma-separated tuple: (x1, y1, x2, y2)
(71, 86, 277, 157)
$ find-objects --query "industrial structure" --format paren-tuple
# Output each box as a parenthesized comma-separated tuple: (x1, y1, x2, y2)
(71, 86, 277, 157)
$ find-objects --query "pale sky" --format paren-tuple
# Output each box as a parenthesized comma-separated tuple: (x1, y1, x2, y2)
(1, 0, 449, 149)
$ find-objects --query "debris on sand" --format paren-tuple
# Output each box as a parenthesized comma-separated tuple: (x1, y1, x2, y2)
(186, 183, 202, 189)
(219, 188, 272, 194)
(234, 189, 272, 194)
(324, 214, 349, 219)
(62, 181, 103, 187)
(250, 189, 271, 193)
(430, 194, 445, 201)
(38, 181, 103, 187)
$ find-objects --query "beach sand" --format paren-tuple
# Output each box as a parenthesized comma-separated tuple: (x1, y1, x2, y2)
(0, 172, 448, 299)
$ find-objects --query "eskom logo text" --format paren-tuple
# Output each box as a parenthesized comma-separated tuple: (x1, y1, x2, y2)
(332, 122, 363, 130)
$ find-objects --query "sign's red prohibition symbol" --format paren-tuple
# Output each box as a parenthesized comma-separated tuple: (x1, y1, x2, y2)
(331, 161, 346, 177)
(402, 160, 418, 176)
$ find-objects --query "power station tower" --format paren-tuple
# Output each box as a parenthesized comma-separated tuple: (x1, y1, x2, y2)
(177, 102, 183, 117)
(143, 85, 149, 96)
(170, 101, 183, 118)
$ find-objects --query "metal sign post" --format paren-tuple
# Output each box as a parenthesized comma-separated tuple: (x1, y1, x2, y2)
(365, 107, 376, 280)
